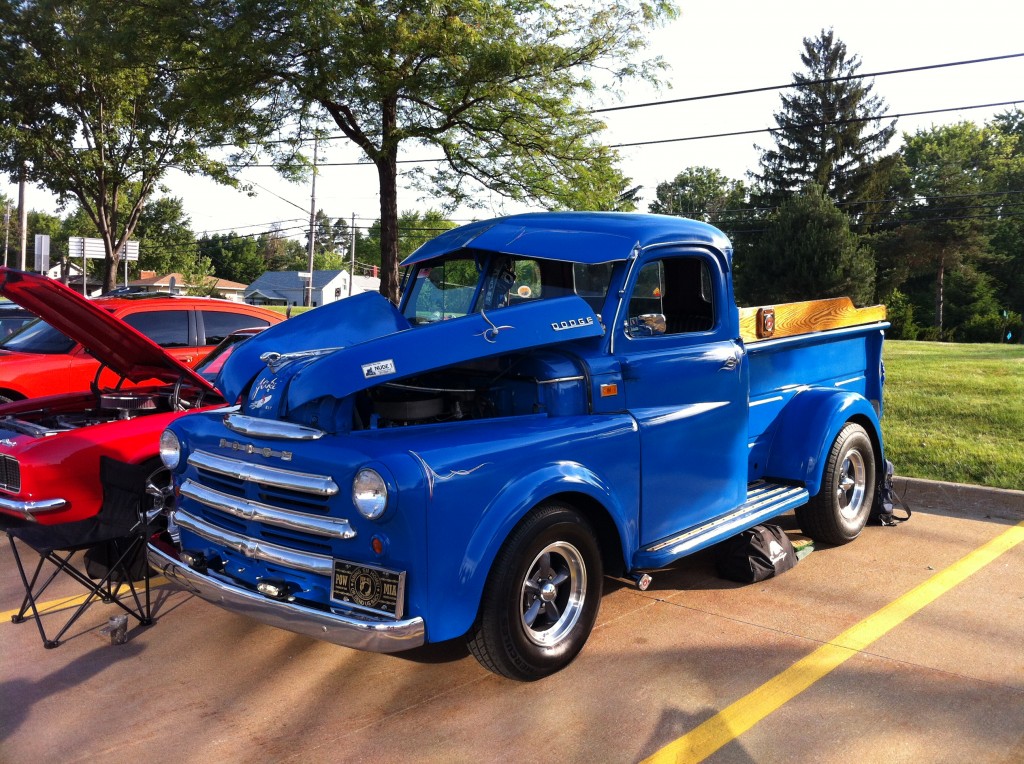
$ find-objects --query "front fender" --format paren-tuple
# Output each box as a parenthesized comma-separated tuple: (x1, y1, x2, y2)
(765, 388, 883, 497)
(429, 460, 637, 643)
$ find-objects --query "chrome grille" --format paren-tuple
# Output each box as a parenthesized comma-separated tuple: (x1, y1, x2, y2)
(0, 455, 21, 493)
(183, 450, 354, 552)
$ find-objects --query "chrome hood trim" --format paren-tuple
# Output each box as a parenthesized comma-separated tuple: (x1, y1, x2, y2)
(223, 413, 324, 441)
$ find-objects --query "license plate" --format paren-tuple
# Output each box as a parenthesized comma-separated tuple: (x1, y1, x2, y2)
(331, 560, 405, 618)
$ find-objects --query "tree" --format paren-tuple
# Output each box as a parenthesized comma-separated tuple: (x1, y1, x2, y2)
(895, 122, 1011, 336)
(257, 226, 305, 272)
(736, 184, 875, 306)
(648, 166, 747, 223)
(358, 210, 458, 272)
(200, 232, 268, 284)
(0, 0, 262, 291)
(988, 109, 1024, 320)
(135, 197, 198, 277)
(212, 0, 677, 302)
(753, 29, 896, 206)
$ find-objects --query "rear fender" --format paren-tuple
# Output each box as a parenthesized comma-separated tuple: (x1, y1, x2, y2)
(765, 388, 883, 497)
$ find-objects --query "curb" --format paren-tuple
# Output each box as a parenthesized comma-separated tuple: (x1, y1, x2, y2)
(893, 476, 1024, 521)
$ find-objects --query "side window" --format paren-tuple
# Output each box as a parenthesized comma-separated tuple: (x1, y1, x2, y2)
(506, 259, 543, 303)
(201, 310, 271, 345)
(123, 310, 190, 348)
(573, 262, 614, 314)
(626, 257, 715, 338)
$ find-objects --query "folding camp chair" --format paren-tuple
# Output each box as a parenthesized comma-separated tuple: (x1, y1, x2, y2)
(3, 457, 153, 648)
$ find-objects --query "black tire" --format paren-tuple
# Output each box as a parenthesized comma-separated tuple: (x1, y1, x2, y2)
(0, 393, 15, 405)
(796, 422, 876, 545)
(467, 502, 603, 681)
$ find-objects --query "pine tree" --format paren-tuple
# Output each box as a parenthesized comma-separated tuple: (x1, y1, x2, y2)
(754, 29, 896, 206)
(736, 185, 875, 306)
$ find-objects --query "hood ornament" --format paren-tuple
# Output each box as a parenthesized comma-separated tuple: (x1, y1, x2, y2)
(260, 347, 344, 372)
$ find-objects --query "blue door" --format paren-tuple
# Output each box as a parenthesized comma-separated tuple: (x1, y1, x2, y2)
(617, 252, 749, 545)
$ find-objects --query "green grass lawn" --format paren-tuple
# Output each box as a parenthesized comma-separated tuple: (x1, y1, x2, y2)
(882, 341, 1024, 490)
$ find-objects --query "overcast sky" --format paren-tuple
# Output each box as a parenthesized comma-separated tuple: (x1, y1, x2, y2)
(9, 0, 1024, 243)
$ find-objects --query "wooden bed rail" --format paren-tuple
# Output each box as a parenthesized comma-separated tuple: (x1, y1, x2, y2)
(738, 297, 887, 343)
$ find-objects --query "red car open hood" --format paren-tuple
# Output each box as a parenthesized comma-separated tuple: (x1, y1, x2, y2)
(0, 268, 216, 391)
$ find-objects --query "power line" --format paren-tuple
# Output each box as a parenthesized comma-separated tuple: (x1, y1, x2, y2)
(221, 99, 1023, 169)
(592, 52, 1024, 114)
(608, 99, 1023, 149)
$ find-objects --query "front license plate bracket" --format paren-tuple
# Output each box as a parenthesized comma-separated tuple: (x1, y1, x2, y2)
(331, 560, 405, 618)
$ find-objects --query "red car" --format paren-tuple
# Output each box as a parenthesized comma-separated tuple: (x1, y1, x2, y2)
(0, 279, 283, 402)
(0, 269, 266, 526)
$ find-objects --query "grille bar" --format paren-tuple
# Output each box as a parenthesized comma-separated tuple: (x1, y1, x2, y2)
(189, 450, 338, 497)
(181, 479, 355, 540)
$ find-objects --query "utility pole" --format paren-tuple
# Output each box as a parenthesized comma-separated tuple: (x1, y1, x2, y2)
(348, 212, 356, 297)
(3, 201, 10, 267)
(17, 163, 27, 271)
(305, 136, 319, 308)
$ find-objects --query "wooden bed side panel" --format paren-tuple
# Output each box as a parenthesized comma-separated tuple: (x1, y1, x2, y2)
(738, 297, 887, 342)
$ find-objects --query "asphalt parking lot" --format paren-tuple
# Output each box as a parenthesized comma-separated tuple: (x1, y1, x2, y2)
(1, 477, 1021, 764)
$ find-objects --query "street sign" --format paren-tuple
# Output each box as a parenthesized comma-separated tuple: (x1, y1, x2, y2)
(68, 237, 140, 260)
(34, 234, 50, 273)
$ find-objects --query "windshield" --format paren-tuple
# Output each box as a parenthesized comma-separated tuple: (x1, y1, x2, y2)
(402, 253, 615, 324)
(0, 317, 76, 354)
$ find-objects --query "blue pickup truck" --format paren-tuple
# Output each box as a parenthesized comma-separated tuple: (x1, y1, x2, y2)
(150, 212, 888, 680)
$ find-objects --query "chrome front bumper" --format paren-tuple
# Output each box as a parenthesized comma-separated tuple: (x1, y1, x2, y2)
(147, 544, 425, 653)
(0, 495, 67, 522)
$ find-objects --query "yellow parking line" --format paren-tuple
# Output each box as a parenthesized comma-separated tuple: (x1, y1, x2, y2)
(0, 576, 170, 621)
(643, 520, 1024, 764)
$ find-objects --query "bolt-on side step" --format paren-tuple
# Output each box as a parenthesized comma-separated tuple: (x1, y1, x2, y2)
(632, 481, 809, 569)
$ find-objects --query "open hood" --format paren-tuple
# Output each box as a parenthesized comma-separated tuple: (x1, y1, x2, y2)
(216, 291, 411, 403)
(0, 268, 216, 391)
(237, 294, 604, 419)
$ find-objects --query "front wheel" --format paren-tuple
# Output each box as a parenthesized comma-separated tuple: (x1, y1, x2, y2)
(467, 503, 603, 681)
(796, 422, 876, 545)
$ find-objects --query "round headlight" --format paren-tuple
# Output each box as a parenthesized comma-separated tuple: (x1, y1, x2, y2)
(159, 429, 181, 470)
(353, 468, 388, 520)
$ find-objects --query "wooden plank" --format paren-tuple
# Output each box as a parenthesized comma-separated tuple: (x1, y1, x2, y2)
(738, 297, 887, 343)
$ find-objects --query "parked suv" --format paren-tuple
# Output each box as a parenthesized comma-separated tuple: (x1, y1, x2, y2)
(0, 283, 284, 401)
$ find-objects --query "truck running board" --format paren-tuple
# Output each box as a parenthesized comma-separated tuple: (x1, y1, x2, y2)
(632, 481, 809, 570)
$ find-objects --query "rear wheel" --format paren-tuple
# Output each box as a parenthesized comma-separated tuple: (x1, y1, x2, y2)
(797, 422, 875, 545)
(467, 503, 603, 681)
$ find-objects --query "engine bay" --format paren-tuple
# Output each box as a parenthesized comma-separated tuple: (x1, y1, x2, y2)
(0, 386, 210, 436)
(351, 351, 589, 430)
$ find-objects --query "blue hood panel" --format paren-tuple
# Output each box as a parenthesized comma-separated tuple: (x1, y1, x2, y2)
(217, 292, 410, 403)
(279, 295, 604, 412)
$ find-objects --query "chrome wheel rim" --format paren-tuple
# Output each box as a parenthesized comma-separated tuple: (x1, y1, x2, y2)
(144, 465, 177, 540)
(837, 450, 867, 521)
(519, 541, 587, 647)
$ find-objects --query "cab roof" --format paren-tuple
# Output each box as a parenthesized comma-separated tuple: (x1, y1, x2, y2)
(401, 212, 733, 267)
